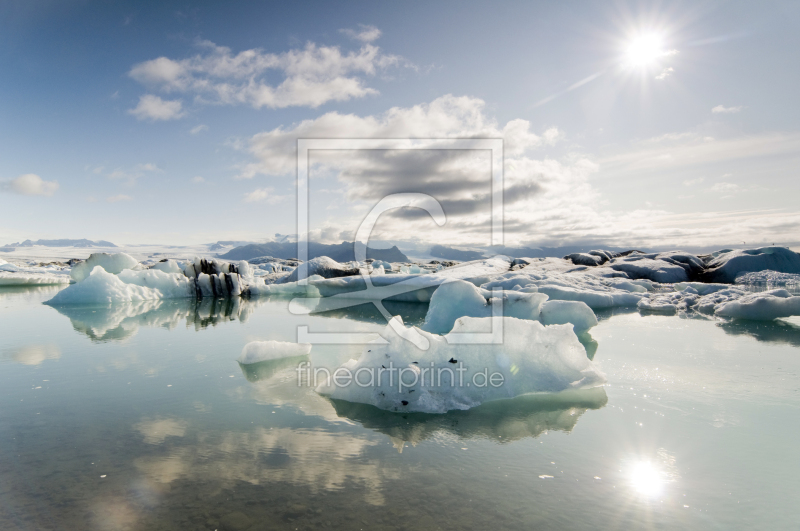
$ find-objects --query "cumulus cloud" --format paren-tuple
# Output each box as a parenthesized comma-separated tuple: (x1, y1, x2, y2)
(234, 95, 577, 244)
(128, 94, 185, 121)
(106, 194, 133, 203)
(655, 67, 674, 80)
(1, 174, 59, 196)
(189, 124, 208, 134)
(128, 38, 407, 111)
(340, 24, 382, 43)
(712, 105, 742, 114)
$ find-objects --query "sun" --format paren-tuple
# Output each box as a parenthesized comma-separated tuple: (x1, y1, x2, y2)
(624, 33, 668, 67)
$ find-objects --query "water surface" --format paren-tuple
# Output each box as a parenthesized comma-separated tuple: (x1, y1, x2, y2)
(1, 286, 798, 530)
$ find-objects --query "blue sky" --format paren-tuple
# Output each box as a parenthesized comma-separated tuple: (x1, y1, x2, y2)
(2, 0, 799, 250)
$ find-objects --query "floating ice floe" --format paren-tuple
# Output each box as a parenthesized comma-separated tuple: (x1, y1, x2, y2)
(636, 284, 800, 321)
(316, 316, 606, 414)
(238, 340, 312, 365)
(246, 275, 324, 297)
(607, 251, 705, 283)
(714, 289, 800, 321)
(735, 270, 800, 286)
(0, 258, 72, 285)
(420, 279, 596, 334)
(308, 256, 514, 303)
(700, 247, 800, 284)
(46, 254, 250, 305)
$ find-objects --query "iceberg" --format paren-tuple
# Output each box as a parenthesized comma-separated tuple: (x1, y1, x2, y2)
(150, 259, 185, 275)
(734, 270, 800, 286)
(0, 271, 71, 286)
(276, 256, 359, 284)
(609, 256, 690, 283)
(715, 289, 800, 321)
(246, 275, 324, 297)
(0, 259, 72, 285)
(49, 256, 251, 305)
(310, 256, 514, 303)
(238, 340, 312, 365)
(539, 300, 598, 332)
(316, 316, 606, 414)
(47, 266, 169, 305)
(70, 252, 138, 282)
(421, 279, 549, 334)
(700, 247, 800, 284)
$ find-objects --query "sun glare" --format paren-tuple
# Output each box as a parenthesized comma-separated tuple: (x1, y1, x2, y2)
(629, 461, 664, 497)
(625, 33, 668, 67)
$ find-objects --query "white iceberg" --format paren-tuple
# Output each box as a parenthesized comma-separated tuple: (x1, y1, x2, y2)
(311, 256, 514, 303)
(316, 316, 606, 414)
(539, 300, 598, 332)
(421, 279, 549, 334)
(70, 252, 138, 282)
(238, 340, 312, 365)
(734, 270, 800, 286)
(715, 289, 800, 321)
(701, 247, 800, 283)
(0, 271, 72, 286)
(47, 266, 167, 305)
(150, 259, 185, 275)
(247, 275, 324, 297)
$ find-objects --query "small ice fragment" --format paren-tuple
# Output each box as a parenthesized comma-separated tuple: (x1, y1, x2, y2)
(100, 475, 106, 478)
(539, 475, 554, 479)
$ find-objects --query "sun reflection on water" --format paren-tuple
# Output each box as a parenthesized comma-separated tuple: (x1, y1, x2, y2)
(628, 460, 665, 498)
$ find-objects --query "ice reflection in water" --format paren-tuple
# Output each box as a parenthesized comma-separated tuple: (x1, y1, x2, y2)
(329, 387, 608, 450)
(47, 297, 268, 342)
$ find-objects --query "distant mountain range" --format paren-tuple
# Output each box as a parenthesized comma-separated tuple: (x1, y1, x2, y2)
(220, 241, 410, 263)
(1, 238, 117, 248)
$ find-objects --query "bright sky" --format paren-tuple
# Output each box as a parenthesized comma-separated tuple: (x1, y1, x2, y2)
(1, 0, 799, 250)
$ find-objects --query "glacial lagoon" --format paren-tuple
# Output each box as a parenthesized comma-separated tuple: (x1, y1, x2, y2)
(1, 285, 799, 530)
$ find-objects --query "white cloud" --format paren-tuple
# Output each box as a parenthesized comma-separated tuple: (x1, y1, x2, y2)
(192, 176, 205, 183)
(128, 94, 185, 121)
(243, 187, 287, 204)
(712, 105, 742, 114)
(1, 174, 59, 196)
(106, 194, 133, 203)
(655, 67, 674, 80)
(230, 96, 800, 249)
(238, 95, 553, 178)
(340, 24, 382, 43)
(190, 124, 208, 134)
(235, 95, 577, 244)
(128, 38, 408, 110)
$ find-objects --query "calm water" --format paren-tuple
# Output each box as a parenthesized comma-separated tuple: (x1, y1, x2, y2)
(1, 286, 799, 531)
